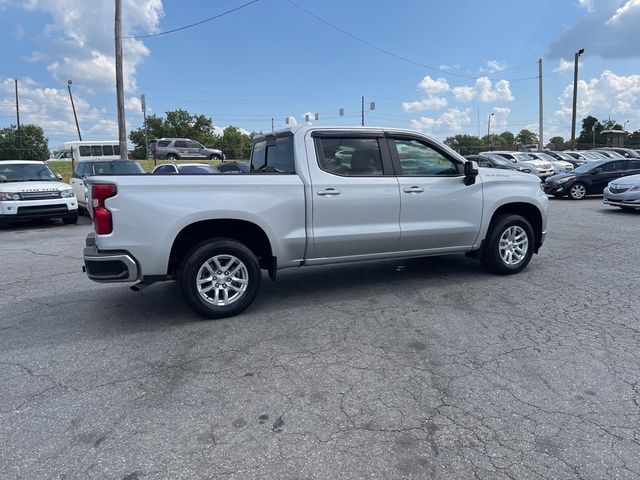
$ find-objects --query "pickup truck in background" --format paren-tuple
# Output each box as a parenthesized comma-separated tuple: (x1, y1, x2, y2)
(83, 126, 548, 319)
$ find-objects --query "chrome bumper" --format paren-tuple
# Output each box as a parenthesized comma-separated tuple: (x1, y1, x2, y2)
(83, 233, 139, 282)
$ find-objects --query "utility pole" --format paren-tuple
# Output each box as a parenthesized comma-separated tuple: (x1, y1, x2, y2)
(15, 79, 22, 160)
(67, 81, 82, 141)
(271, 117, 275, 132)
(361, 96, 365, 126)
(538, 59, 543, 150)
(570, 48, 584, 150)
(115, 0, 127, 159)
(141, 93, 150, 162)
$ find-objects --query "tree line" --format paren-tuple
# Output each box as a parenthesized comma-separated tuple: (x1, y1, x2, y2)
(1, 112, 639, 161)
(445, 116, 640, 155)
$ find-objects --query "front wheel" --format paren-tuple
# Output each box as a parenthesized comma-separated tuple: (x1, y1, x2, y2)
(178, 239, 261, 319)
(166, 153, 179, 161)
(63, 211, 79, 225)
(481, 214, 535, 275)
(568, 182, 587, 200)
(209, 154, 222, 160)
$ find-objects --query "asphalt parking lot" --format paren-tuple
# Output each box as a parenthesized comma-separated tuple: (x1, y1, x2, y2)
(1, 199, 639, 480)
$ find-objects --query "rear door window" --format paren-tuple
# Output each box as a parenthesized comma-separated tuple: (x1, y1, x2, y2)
(316, 137, 383, 176)
(250, 135, 295, 174)
(157, 141, 171, 147)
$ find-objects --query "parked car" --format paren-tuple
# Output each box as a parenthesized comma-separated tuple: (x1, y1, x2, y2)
(543, 159, 640, 199)
(465, 154, 532, 173)
(0, 160, 78, 225)
(482, 151, 554, 178)
(597, 147, 640, 158)
(524, 152, 573, 174)
(590, 149, 625, 159)
(152, 163, 220, 175)
(70, 160, 146, 213)
(152, 138, 224, 161)
(564, 150, 609, 161)
(83, 126, 548, 319)
(217, 162, 250, 174)
(603, 174, 640, 210)
(539, 151, 586, 168)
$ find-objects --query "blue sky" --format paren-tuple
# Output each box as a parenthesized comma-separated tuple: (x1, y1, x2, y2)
(1, 0, 639, 149)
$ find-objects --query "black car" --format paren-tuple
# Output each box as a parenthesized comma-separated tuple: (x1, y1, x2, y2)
(536, 150, 585, 168)
(465, 154, 532, 173)
(543, 159, 640, 199)
(217, 162, 250, 174)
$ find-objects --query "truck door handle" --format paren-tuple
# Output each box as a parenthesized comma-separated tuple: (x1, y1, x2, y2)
(317, 188, 341, 196)
(403, 186, 424, 194)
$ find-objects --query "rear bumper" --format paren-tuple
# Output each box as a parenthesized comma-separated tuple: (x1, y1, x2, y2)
(83, 233, 139, 282)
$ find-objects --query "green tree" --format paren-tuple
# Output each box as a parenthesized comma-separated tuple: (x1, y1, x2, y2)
(0, 124, 50, 161)
(498, 131, 515, 145)
(444, 134, 482, 150)
(546, 136, 568, 150)
(129, 109, 218, 159)
(210, 126, 254, 160)
(516, 129, 538, 145)
(627, 130, 640, 147)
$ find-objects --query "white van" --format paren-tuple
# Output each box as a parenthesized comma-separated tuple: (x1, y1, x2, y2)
(50, 141, 122, 162)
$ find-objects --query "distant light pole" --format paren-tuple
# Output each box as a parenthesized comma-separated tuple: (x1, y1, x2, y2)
(67, 80, 82, 141)
(487, 112, 495, 148)
(623, 120, 630, 131)
(592, 123, 597, 148)
(570, 48, 585, 149)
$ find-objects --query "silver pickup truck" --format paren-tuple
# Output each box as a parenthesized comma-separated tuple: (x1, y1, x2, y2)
(83, 126, 548, 319)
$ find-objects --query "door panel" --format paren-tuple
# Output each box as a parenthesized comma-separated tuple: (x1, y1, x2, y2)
(309, 136, 400, 258)
(389, 138, 482, 251)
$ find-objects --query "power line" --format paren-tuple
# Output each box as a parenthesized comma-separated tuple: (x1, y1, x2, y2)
(124, 0, 261, 39)
(286, 0, 539, 83)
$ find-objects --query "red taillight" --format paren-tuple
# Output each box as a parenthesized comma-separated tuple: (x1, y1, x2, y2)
(92, 183, 117, 235)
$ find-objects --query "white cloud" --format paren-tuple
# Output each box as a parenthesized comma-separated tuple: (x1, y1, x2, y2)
(549, 0, 640, 58)
(0, 76, 131, 141)
(606, 0, 640, 25)
(552, 58, 583, 74)
(417, 75, 450, 94)
(438, 64, 460, 71)
(485, 59, 507, 73)
(554, 70, 640, 133)
(452, 77, 514, 103)
(17, 0, 163, 92)
(402, 96, 448, 112)
(491, 107, 511, 131)
(410, 108, 472, 135)
(124, 96, 142, 112)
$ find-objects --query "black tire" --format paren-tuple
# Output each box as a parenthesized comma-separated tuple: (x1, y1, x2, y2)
(481, 214, 535, 275)
(63, 211, 79, 225)
(209, 154, 222, 160)
(166, 153, 179, 161)
(568, 182, 587, 200)
(178, 238, 261, 319)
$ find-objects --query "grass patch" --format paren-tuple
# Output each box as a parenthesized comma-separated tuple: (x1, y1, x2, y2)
(47, 158, 242, 184)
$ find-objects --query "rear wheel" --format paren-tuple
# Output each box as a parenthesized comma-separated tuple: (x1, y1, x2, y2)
(178, 239, 261, 319)
(568, 182, 587, 200)
(481, 214, 535, 275)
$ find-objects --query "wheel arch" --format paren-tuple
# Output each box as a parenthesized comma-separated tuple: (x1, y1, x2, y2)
(487, 202, 544, 253)
(168, 219, 275, 279)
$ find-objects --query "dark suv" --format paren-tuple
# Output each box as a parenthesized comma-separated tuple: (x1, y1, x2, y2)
(152, 138, 224, 161)
(543, 159, 640, 199)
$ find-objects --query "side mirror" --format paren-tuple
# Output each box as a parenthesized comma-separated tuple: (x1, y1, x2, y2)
(464, 161, 479, 186)
(591, 167, 603, 174)
(57, 173, 63, 181)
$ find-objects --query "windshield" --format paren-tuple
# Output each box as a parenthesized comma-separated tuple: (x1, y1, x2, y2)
(0, 163, 58, 182)
(90, 161, 146, 175)
(571, 160, 606, 174)
(514, 153, 534, 162)
(532, 152, 556, 162)
(178, 165, 219, 174)
(553, 151, 575, 161)
(483, 154, 512, 166)
(583, 151, 608, 160)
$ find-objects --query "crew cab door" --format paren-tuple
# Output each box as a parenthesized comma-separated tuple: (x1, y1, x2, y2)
(387, 136, 483, 251)
(308, 133, 400, 258)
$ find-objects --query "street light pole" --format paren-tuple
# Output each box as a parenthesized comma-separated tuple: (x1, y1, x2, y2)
(623, 120, 630, 132)
(570, 48, 585, 150)
(487, 112, 495, 148)
(67, 80, 82, 141)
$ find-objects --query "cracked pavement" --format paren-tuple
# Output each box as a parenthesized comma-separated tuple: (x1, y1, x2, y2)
(0, 200, 639, 479)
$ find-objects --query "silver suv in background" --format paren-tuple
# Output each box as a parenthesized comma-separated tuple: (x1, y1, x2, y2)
(152, 138, 224, 161)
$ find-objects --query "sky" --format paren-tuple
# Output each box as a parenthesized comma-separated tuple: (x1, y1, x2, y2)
(1, 0, 640, 149)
